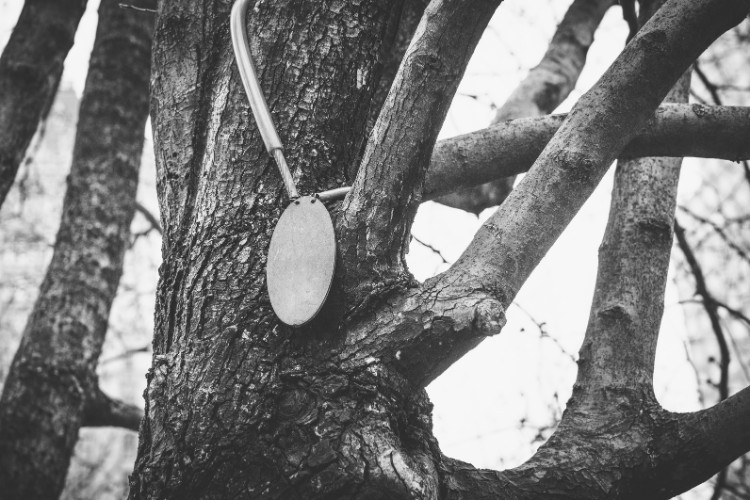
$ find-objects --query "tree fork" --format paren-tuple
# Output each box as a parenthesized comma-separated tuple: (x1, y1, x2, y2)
(408, 0, 750, 387)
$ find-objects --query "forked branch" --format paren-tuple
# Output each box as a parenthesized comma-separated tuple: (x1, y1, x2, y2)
(343, 0, 750, 389)
(412, 0, 750, 384)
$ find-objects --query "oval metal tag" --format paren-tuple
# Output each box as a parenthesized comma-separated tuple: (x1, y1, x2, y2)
(267, 196, 336, 326)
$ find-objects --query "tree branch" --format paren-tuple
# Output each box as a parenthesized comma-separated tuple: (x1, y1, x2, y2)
(119, 2, 157, 13)
(339, 0, 501, 296)
(438, 0, 615, 214)
(439, 0, 749, 311)
(436, 2, 750, 490)
(423, 104, 750, 201)
(655, 385, 750, 498)
(438, 385, 750, 499)
(572, 0, 690, 396)
(675, 220, 731, 401)
(345, 0, 750, 388)
(0, 0, 89, 210)
(364, 0, 429, 139)
(83, 387, 143, 431)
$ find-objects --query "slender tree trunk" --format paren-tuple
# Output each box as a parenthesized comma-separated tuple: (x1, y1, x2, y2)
(0, 1, 154, 498)
(438, 0, 614, 214)
(0, 0, 87, 210)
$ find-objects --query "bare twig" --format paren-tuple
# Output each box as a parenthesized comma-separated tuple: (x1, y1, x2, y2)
(100, 344, 151, 365)
(679, 206, 750, 265)
(679, 298, 750, 327)
(511, 302, 576, 363)
(411, 234, 450, 264)
(674, 220, 730, 401)
(424, 105, 750, 202)
(135, 201, 162, 234)
(695, 62, 723, 105)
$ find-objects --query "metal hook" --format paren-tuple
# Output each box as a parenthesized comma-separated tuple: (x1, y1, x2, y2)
(231, 0, 299, 200)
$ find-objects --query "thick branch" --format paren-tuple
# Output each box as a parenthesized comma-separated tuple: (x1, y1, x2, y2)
(653, 386, 750, 498)
(339, 0, 501, 292)
(363, 0, 750, 387)
(424, 104, 750, 200)
(439, 386, 750, 499)
(0, 0, 88, 210)
(364, 0, 429, 139)
(340, 105, 750, 385)
(573, 0, 691, 394)
(438, 0, 615, 214)
(83, 387, 143, 431)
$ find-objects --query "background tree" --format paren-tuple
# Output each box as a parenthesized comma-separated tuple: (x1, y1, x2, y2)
(0, 0, 88, 208)
(0, 1, 153, 498)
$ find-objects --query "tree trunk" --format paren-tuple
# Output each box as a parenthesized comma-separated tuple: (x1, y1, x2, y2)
(0, 1, 154, 498)
(0, 0, 87, 210)
(130, 2, 442, 496)
(130, 0, 750, 498)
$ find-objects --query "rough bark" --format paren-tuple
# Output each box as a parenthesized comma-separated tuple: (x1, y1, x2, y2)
(424, 103, 750, 200)
(0, 0, 88, 210)
(339, 0, 502, 302)
(364, 0, 430, 137)
(130, 0, 750, 498)
(438, 0, 614, 214)
(0, 2, 154, 498)
(131, 1, 431, 497)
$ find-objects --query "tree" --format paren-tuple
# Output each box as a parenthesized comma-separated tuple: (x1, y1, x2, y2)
(120, 0, 750, 498)
(0, 1, 153, 498)
(0, 0, 88, 209)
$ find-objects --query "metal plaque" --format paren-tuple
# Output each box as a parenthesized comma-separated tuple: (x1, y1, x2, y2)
(266, 196, 336, 326)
